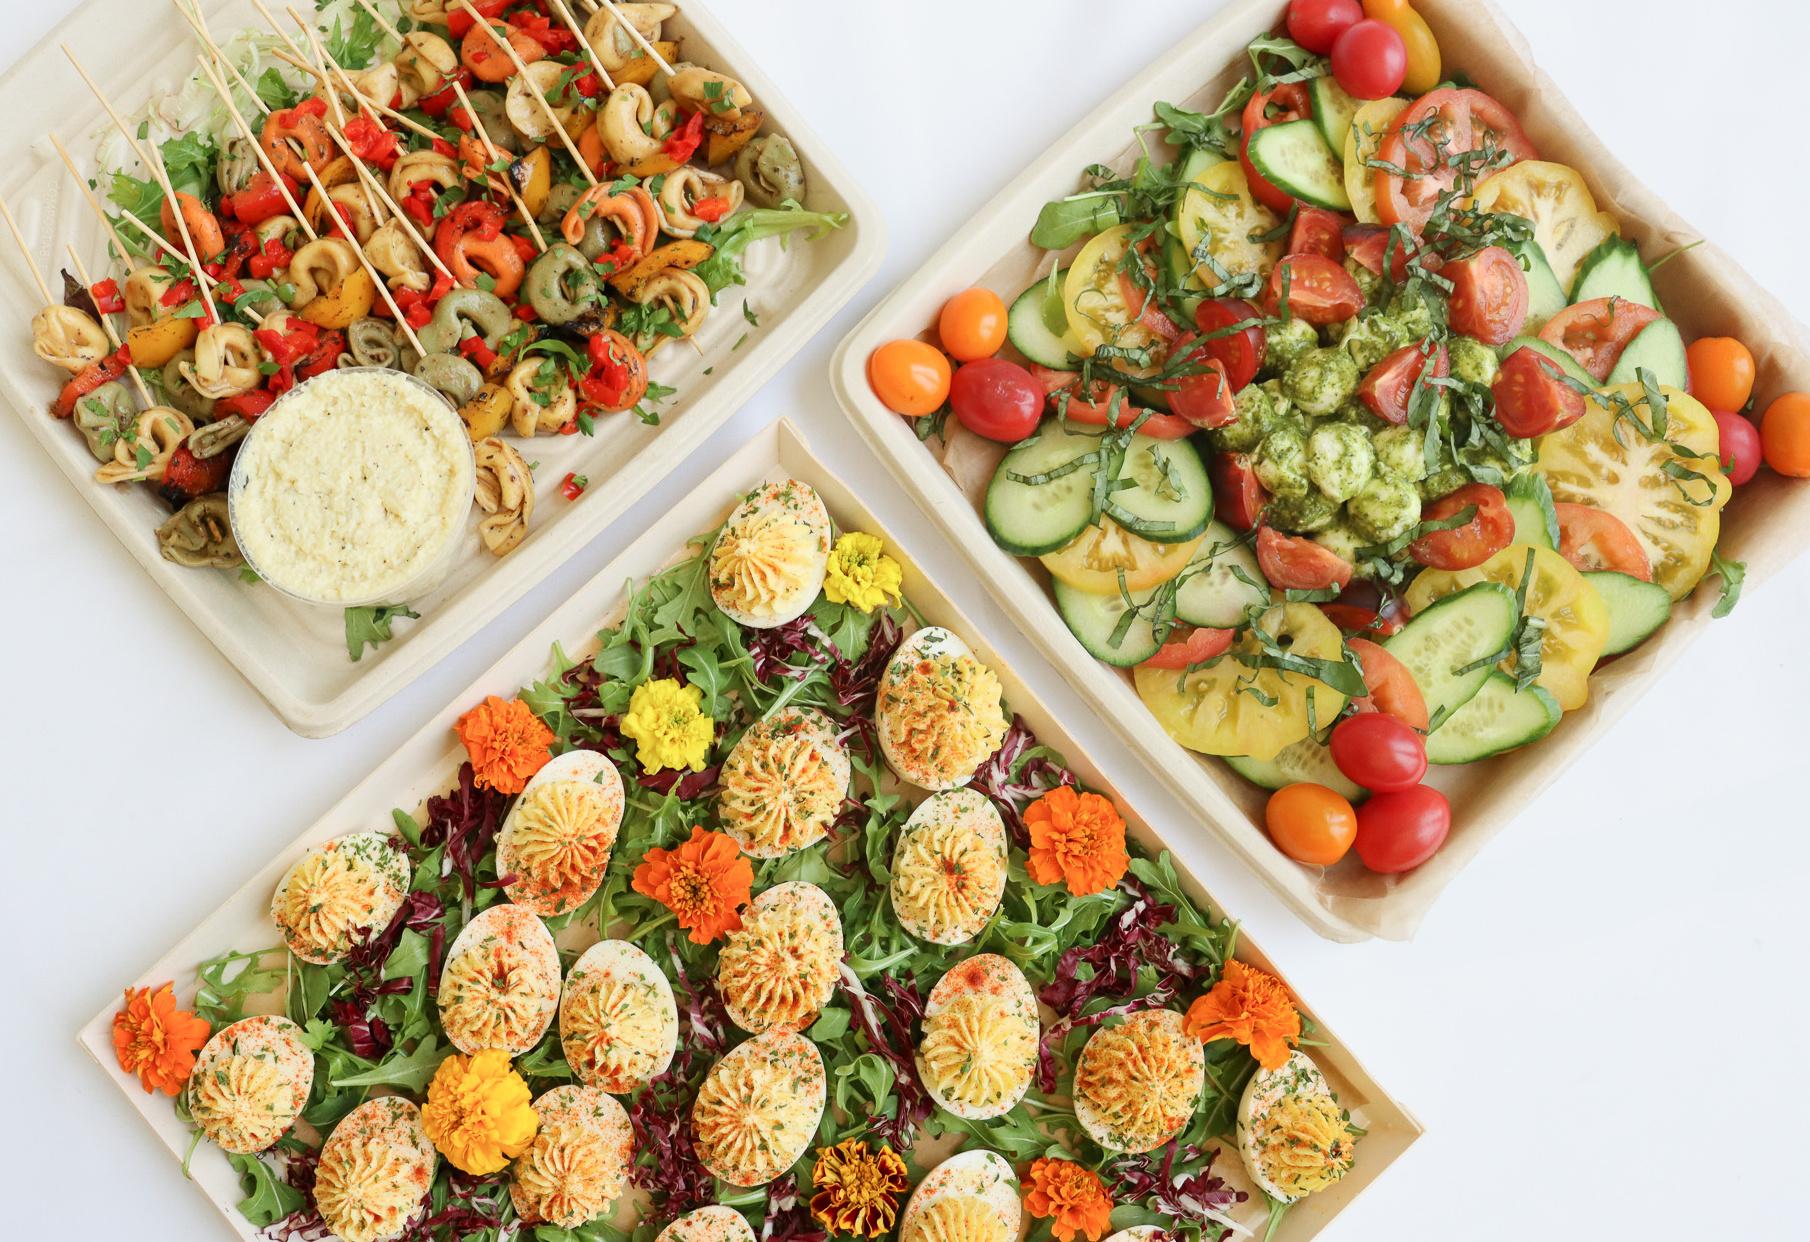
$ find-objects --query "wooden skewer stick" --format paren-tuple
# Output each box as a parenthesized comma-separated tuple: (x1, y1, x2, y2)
(144, 142, 218, 322)
(169, 0, 271, 115)
(349, 0, 407, 47)
(65, 244, 157, 406)
(193, 54, 320, 242)
(452, 0, 597, 186)
(0, 190, 55, 305)
(47, 132, 214, 285)
(299, 163, 427, 357)
(272, 49, 444, 144)
(548, 0, 616, 93)
(451, 80, 548, 251)
(247, 0, 309, 62)
(320, 123, 457, 280)
(598, 0, 675, 76)
(61, 44, 158, 172)
(289, 12, 381, 225)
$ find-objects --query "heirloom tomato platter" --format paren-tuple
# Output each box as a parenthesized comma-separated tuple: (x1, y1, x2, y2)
(835, 0, 1810, 940)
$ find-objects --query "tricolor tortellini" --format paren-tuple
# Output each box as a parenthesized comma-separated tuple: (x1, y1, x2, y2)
(366, 219, 432, 294)
(657, 168, 743, 238)
(632, 269, 709, 356)
(94, 406, 193, 486)
(157, 495, 242, 569)
(598, 84, 680, 166)
(506, 358, 576, 438)
(580, 3, 676, 72)
(181, 323, 262, 400)
(286, 238, 362, 309)
(31, 305, 110, 372)
(472, 436, 534, 556)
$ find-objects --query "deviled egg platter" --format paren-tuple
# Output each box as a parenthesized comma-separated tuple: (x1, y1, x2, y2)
(113, 477, 1366, 1242)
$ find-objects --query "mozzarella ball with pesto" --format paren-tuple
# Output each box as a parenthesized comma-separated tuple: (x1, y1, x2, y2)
(1253, 427, 1310, 497)
(1347, 476, 1422, 544)
(1281, 347, 1358, 417)
(1306, 423, 1375, 503)
(1372, 424, 1428, 483)
(1264, 316, 1319, 375)
(1447, 335, 1500, 387)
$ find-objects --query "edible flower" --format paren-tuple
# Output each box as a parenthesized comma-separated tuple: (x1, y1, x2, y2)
(1023, 1157, 1114, 1242)
(1024, 785, 1129, 897)
(631, 826, 752, 944)
(823, 532, 903, 613)
(809, 1139, 909, 1238)
(454, 694, 555, 794)
(619, 677, 714, 773)
(111, 982, 210, 1096)
(1183, 959, 1301, 1071)
(421, 1048, 539, 1175)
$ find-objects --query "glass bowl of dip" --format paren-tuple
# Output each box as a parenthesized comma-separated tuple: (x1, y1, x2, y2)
(228, 367, 477, 608)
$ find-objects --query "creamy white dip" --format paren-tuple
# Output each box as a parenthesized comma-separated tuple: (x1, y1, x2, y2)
(229, 369, 473, 604)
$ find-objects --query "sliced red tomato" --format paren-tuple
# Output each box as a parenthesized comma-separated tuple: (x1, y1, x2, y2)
(1538, 297, 1661, 382)
(1118, 260, 1183, 345)
(1320, 604, 1401, 638)
(1192, 298, 1267, 391)
(1343, 224, 1434, 283)
(1345, 637, 1430, 731)
(1264, 254, 1365, 326)
(1554, 501, 1653, 581)
(1240, 82, 1314, 213)
(1492, 346, 1587, 437)
(1139, 625, 1236, 670)
(1287, 207, 1347, 261)
(1357, 341, 1448, 425)
(1444, 245, 1529, 346)
(1409, 482, 1515, 570)
(1374, 88, 1538, 232)
(1166, 342, 1238, 429)
(1257, 526, 1355, 591)
(1030, 365, 1195, 439)
(1210, 453, 1269, 531)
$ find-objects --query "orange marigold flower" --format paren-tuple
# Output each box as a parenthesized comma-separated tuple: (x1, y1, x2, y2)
(1023, 1156, 1114, 1242)
(454, 695, 555, 794)
(631, 826, 753, 945)
(112, 982, 211, 1096)
(1183, 959, 1301, 1070)
(809, 1139, 909, 1238)
(1024, 784, 1129, 897)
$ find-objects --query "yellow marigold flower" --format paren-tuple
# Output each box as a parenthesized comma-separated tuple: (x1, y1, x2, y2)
(810, 1139, 909, 1238)
(619, 678, 715, 774)
(822, 532, 902, 613)
(422, 1048, 539, 1175)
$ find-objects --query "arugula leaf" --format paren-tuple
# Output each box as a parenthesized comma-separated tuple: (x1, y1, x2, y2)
(329, 1034, 453, 1092)
(254, 67, 302, 111)
(193, 947, 285, 1028)
(229, 1153, 303, 1228)
(344, 604, 420, 662)
(325, 8, 387, 70)
(1030, 193, 1123, 251)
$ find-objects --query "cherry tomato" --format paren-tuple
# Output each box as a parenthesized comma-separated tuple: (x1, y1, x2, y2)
(1686, 337, 1756, 413)
(1321, 605, 1401, 639)
(1257, 526, 1355, 591)
(1331, 19, 1407, 101)
(1288, 0, 1363, 54)
(1554, 502, 1652, 580)
(1375, 89, 1538, 232)
(949, 357, 1042, 442)
(1330, 712, 1427, 792)
(1364, 0, 1441, 94)
(1264, 254, 1365, 326)
(1346, 637, 1428, 729)
(1761, 391, 1810, 478)
(1211, 453, 1269, 531)
(1409, 483, 1515, 571)
(1241, 82, 1314, 213)
(1714, 410, 1763, 486)
(938, 288, 1010, 362)
(1444, 246, 1528, 346)
(1358, 341, 1447, 425)
(1139, 625, 1236, 671)
(1287, 207, 1347, 262)
(1168, 344, 1238, 430)
(1031, 365, 1196, 439)
(1265, 783, 1359, 866)
(869, 339, 952, 417)
(1538, 297, 1661, 382)
(1192, 298, 1268, 392)
(1353, 785, 1450, 873)
(1491, 346, 1587, 438)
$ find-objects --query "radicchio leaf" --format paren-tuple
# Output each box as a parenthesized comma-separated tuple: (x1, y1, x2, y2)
(969, 715, 1076, 848)
(1104, 1141, 1247, 1238)
(835, 964, 931, 1150)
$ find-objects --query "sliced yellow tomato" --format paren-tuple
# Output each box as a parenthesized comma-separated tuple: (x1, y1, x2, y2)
(1063, 223, 1165, 379)
(1467, 160, 1617, 294)
(1404, 543, 1609, 712)
(1343, 97, 1408, 225)
(1134, 603, 1346, 761)
(1534, 383, 1732, 599)
(1041, 520, 1204, 595)
(1174, 161, 1282, 292)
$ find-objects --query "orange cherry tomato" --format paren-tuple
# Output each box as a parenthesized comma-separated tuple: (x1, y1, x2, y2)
(869, 339, 952, 417)
(1265, 782, 1359, 866)
(1761, 391, 1810, 478)
(1346, 637, 1428, 730)
(937, 288, 1009, 362)
(1686, 336, 1757, 413)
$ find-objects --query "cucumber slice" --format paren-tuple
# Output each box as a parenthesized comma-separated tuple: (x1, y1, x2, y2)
(1225, 735, 1366, 802)
(1308, 77, 1362, 156)
(1053, 580, 1161, 666)
(1105, 436, 1214, 544)
(985, 423, 1104, 556)
(1504, 474, 1558, 551)
(1501, 335, 1594, 387)
(1606, 317, 1687, 390)
(1586, 570, 1671, 655)
(1425, 671, 1561, 764)
(1174, 522, 1266, 628)
(1383, 581, 1518, 729)
(1008, 270, 1082, 371)
(1176, 147, 1225, 184)
(1510, 236, 1568, 334)
(1571, 237, 1658, 310)
(1245, 119, 1351, 212)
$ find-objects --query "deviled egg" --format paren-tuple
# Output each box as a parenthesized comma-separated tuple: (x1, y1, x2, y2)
(438, 903, 562, 1055)
(559, 938, 679, 1094)
(656, 1205, 758, 1242)
(1235, 1051, 1358, 1204)
(510, 1084, 634, 1229)
(898, 1150, 1021, 1242)
(890, 789, 1008, 945)
(707, 479, 832, 628)
(313, 1097, 437, 1242)
(270, 830, 410, 965)
(690, 1030, 826, 1187)
(876, 627, 1009, 790)
(496, 748, 625, 916)
(916, 954, 1037, 1120)
(187, 1015, 314, 1154)
(717, 707, 850, 857)
(1073, 1008, 1204, 1154)
(715, 881, 843, 1035)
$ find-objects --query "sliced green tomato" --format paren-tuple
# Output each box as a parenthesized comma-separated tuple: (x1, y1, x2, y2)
(1134, 603, 1347, 762)
(1468, 160, 1619, 294)
(1246, 119, 1351, 212)
(1174, 161, 1283, 293)
(1064, 223, 1165, 379)
(1224, 735, 1366, 802)
(1343, 97, 1408, 225)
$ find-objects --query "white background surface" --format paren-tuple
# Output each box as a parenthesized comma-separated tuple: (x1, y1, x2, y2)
(4, 2, 1807, 1239)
